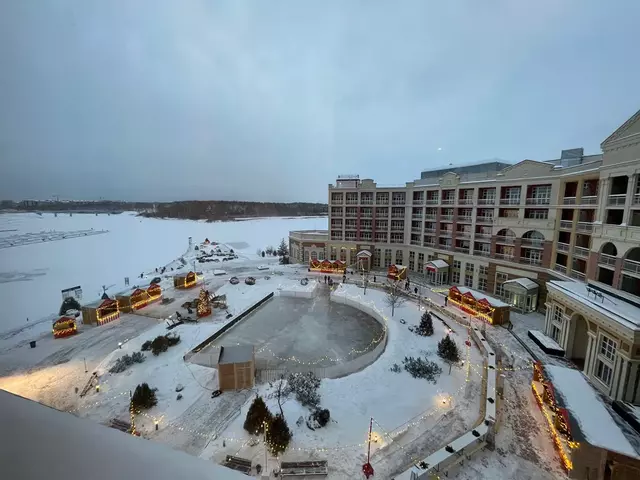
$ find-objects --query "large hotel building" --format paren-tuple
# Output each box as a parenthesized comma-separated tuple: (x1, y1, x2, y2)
(290, 108, 640, 404)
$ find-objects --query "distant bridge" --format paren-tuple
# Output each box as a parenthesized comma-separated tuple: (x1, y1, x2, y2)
(0, 229, 109, 249)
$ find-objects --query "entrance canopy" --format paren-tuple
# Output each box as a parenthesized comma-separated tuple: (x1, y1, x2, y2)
(356, 250, 372, 258)
(425, 259, 449, 272)
(503, 278, 538, 294)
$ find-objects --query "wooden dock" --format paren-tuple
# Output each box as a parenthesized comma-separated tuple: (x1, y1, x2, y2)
(0, 229, 109, 249)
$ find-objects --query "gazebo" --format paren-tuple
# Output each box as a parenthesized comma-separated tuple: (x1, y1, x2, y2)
(447, 286, 510, 325)
(356, 250, 372, 271)
(81, 298, 120, 326)
(173, 271, 198, 289)
(425, 259, 449, 286)
(503, 278, 539, 312)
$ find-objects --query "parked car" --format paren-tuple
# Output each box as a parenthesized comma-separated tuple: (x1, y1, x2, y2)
(245, 277, 256, 285)
(229, 277, 240, 285)
(150, 277, 162, 284)
(211, 389, 222, 398)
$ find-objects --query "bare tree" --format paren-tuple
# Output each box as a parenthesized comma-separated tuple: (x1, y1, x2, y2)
(361, 270, 371, 295)
(384, 280, 407, 317)
(276, 377, 286, 416)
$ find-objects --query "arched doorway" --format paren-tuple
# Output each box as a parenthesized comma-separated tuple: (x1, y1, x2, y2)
(567, 314, 589, 371)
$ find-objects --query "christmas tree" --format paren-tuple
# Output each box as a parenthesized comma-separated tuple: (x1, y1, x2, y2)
(416, 311, 434, 336)
(131, 383, 158, 410)
(196, 288, 211, 318)
(437, 335, 460, 362)
(243, 395, 273, 434)
(266, 414, 292, 456)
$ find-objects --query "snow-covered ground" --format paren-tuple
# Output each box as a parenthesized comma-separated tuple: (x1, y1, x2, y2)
(0, 212, 326, 332)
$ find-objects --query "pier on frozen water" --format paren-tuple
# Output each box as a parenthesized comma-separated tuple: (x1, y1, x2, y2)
(0, 229, 109, 249)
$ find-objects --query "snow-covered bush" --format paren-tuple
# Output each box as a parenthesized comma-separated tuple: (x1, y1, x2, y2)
(140, 340, 152, 352)
(109, 352, 145, 374)
(402, 356, 442, 383)
(389, 363, 401, 373)
(312, 408, 330, 428)
(285, 372, 321, 407)
(131, 383, 157, 410)
(59, 297, 81, 316)
(149, 333, 181, 355)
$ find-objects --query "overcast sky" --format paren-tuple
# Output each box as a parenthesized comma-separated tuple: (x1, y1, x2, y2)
(1, 1, 639, 203)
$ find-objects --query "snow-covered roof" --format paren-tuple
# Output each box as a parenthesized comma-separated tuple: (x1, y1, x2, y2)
(0, 390, 246, 480)
(218, 345, 254, 365)
(503, 278, 538, 292)
(544, 365, 639, 459)
(548, 281, 640, 331)
(356, 250, 372, 257)
(455, 286, 510, 308)
(426, 259, 448, 269)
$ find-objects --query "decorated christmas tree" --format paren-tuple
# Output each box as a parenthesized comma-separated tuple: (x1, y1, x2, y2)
(196, 288, 211, 318)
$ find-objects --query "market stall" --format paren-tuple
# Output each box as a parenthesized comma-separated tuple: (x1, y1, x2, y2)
(81, 298, 120, 326)
(173, 271, 198, 289)
(52, 316, 77, 338)
(447, 286, 510, 325)
(387, 264, 407, 281)
(117, 284, 163, 313)
(309, 259, 347, 274)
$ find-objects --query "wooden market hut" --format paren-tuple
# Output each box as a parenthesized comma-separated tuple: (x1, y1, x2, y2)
(309, 259, 347, 274)
(387, 264, 407, 281)
(447, 286, 510, 325)
(173, 271, 197, 289)
(216, 345, 255, 391)
(116, 284, 163, 313)
(81, 298, 120, 326)
(52, 316, 77, 339)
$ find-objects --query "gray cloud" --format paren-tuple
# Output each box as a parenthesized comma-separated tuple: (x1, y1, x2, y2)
(1, 0, 639, 202)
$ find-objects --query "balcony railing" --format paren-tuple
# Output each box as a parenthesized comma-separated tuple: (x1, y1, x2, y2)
(411, 214, 423, 220)
(598, 254, 617, 267)
(521, 238, 544, 248)
(345, 224, 357, 230)
(495, 236, 515, 245)
(573, 246, 590, 259)
(581, 195, 598, 205)
(500, 198, 521, 205)
(476, 216, 494, 224)
(607, 194, 626, 206)
(455, 246, 470, 253)
(376, 199, 389, 205)
(425, 199, 439, 205)
(360, 224, 373, 230)
(441, 215, 454, 221)
(520, 257, 542, 266)
(391, 214, 404, 219)
(424, 227, 436, 233)
(412, 199, 425, 205)
(556, 242, 570, 253)
(623, 259, 640, 275)
(458, 198, 474, 204)
(634, 194, 640, 205)
(346, 200, 358, 205)
(424, 214, 436, 220)
(360, 200, 373, 205)
(554, 264, 567, 274)
(570, 270, 586, 281)
(411, 227, 422, 233)
(576, 222, 594, 233)
(441, 198, 455, 205)
(391, 225, 404, 231)
(474, 250, 491, 257)
(345, 212, 357, 218)
(331, 199, 343, 205)
(331, 235, 343, 241)
(390, 238, 405, 244)
(438, 244, 453, 251)
(410, 240, 421, 246)
(440, 230, 453, 236)
(475, 232, 491, 238)
(559, 220, 573, 230)
(392, 199, 406, 205)
(526, 198, 550, 205)
(424, 241, 436, 247)
(563, 197, 576, 205)
(478, 198, 495, 205)
(457, 216, 473, 222)
(375, 237, 388, 243)
(344, 236, 357, 242)
(360, 213, 373, 218)
(495, 253, 514, 260)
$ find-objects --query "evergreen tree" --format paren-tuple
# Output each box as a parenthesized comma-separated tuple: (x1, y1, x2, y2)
(59, 296, 81, 315)
(266, 414, 292, 456)
(277, 238, 289, 257)
(243, 395, 273, 435)
(417, 311, 434, 336)
(437, 335, 461, 373)
(131, 383, 157, 410)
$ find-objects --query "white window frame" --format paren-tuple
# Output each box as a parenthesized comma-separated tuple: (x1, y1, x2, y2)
(598, 334, 617, 362)
(595, 359, 613, 387)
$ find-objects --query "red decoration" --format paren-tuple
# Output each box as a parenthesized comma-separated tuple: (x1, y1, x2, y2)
(362, 463, 374, 478)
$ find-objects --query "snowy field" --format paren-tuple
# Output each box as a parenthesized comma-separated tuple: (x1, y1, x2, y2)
(0, 212, 325, 332)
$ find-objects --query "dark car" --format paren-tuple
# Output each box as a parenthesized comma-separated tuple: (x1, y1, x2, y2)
(150, 277, 162, 284)
(229, 277, 240, 285)
(211, 389, 222, 398)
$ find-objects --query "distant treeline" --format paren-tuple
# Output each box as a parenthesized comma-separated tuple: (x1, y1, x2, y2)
(1, 199, 327, 221)
(142, 200, 328, 221)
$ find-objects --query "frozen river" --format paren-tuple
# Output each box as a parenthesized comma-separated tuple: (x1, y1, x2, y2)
(0, 212, 326, 333)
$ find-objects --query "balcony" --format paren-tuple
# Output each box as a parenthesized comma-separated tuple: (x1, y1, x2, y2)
(476, 216, 494, 224)
(607, 194, 626, 206)
(360, 224, 373, 231)
(478, 198, 495, 205)
(424, 241, 436, 248)
(344, 236, 357, 242)
(411, 214, 423, 220)
(441, 214, 454, 221)
(392, 199, 406, 206)
(438, 244, 453, 251)
(455, 246, 470, 253)
(623, 259, 640, 276)
(563, 197, 576, 205)
(360, 212, 373, 218)
(554, 264, 567, 274)
(570, 270, 586, 281)
(344, 224, 357, 230)
(634, 194, 640, 205)
(495, 253, 514, 260)
(391, 225, 404, 232)
(556, 242, 570, 253)
(475, 232, 491, 238)
(375, 237, 388, 243)
(520, 257, 542, 266)
(411, 227, 422, 234)
(424, 214, 436, 220)
(559, 220, 573, 230)
(376, 199, 389, 205)
(331, 199, 343, 205)
(526, 198, 550, 205)
(360, 199, 373, 205)
(458, 198, 474, 205)
(390, 238, 405, 244)
(424, 227, 436, 233)
(441, 198, 455, 205)
(474, 250, 491, 257)
(331, 235, 343, 241)
(576, 222, 593, 233)
(425, 199, 439, 205)
(345, 212, 357, 218)
(598, 254, 617, 267)
(521, 238, 544, 248)
(457, 216, 473, 222)
(581, 196, 598, 205)
(456, 231, 471, 238)
(410, 240, 421, 246)
(440, 230, 453, 237)
(500, 198, 521, 205)
(346, 200, 358, 205)
(391, 213, 404, 219)
(412, 199, 425, 205)
(495, 236, 515, 245)
(573, 246, 590, 259)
